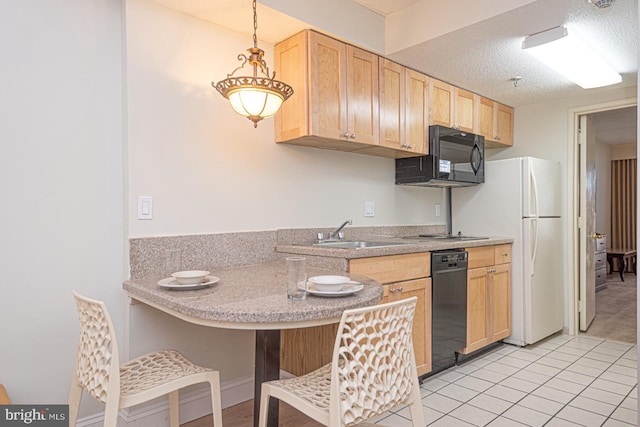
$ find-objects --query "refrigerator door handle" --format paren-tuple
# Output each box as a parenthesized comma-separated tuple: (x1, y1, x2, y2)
(530, 160, 540, 217)
(531, 217, 538, 276)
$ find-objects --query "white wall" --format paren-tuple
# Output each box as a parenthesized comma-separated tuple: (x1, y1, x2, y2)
(0, 0, 125, 416)
(126, 0, 444, 238)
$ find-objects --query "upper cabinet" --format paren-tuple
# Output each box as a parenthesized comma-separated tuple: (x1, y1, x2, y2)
(274, 30, 378, 147)
(274, 30, 513, 158)
(477, 97, 514, 148)
(379, 59, 428, 155)
(429, 80, 477, 134)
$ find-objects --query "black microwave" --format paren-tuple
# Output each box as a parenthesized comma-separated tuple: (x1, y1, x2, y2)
(395, 125, 485, 187)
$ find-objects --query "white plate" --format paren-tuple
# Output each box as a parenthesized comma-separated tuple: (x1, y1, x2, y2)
(303, 281, 364, 297)
(158, 275, 219, 290)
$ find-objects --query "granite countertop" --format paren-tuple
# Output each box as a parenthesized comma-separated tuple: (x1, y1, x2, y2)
(123, 262, 383, 329)
(276, 236, 514, 259)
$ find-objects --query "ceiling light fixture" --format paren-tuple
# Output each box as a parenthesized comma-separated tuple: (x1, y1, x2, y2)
(213, 0, 293, 128)
(522, 26, 621, 89)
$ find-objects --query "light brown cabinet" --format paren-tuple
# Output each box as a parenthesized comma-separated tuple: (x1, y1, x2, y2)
(350, 253, 431, 376)
(477, 97, 514, 148)
(429, 79, 476, 133)
(379, 59, 428, 155)
(281, 252, 432, 377)
(275, 29, 514, 158)
(429, 79, 454, 128)
(274, 30, 378, 149)
(460, 244, 512, 354)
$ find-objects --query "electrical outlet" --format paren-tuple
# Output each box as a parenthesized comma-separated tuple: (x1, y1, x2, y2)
(364, 201, 375, 217)
(435, 203, 441, 217)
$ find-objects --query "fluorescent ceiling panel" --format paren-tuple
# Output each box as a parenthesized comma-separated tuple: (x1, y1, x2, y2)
(522, 26, 621, 89)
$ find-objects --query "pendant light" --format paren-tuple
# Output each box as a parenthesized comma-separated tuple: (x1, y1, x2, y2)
(213, 0, 294, 128)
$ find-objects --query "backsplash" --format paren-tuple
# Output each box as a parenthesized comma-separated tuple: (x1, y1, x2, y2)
(129, 225, 446, 279)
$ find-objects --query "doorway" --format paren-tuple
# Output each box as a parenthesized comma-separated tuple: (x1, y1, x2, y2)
(568, 100, 638, 342)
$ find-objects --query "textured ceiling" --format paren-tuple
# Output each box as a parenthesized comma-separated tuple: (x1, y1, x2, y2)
(387, 0, 637, 109)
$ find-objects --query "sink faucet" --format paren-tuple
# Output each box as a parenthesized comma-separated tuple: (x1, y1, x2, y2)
(328, 219, 352, 240)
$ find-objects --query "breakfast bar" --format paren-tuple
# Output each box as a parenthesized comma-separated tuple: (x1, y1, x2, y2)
(123, 262, 383, 427)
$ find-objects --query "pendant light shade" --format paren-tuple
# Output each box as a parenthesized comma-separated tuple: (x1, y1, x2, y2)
(213, 1, 293, 128)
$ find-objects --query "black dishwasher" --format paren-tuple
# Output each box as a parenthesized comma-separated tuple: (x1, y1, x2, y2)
(430, 250, 468, 375)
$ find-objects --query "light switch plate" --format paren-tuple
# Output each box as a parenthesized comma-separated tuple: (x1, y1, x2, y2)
(137, 196, 153, 220)
(364, 201, 375, 217)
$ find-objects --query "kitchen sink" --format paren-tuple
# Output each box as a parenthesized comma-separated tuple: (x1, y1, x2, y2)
(312, 240, 411, 249)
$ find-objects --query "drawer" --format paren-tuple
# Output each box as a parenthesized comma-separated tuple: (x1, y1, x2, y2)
(467, 246, 495, 269)
(595, 267, 607, 286)
(349, 252, 430, 284)
(595, 252, 607, 269)
(494, 244, 512, 265)
(595, 236, 607, 253)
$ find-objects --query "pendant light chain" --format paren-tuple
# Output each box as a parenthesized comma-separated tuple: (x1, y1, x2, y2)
(252, 0, 258, 49)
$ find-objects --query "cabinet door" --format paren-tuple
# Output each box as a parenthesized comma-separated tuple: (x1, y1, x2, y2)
(454, 88, 476, 133)
(388, 278, 431, 376)
(429, 79, 454, 127)
(462, 267, 490, 354)
(491, 263, 512, 342)
(477, 96, 495, 141)
(309, 31, 348, 140)
(346, 45, 379, 145)
(405, 68, 429, 154)
(379, 59, 405, 150)
(274, 31, 309, 142)
(495, 103, 514, 146)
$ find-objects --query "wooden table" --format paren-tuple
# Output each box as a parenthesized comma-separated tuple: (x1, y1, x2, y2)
(607, 249, 637, 282)
(123, 262, 382, 427)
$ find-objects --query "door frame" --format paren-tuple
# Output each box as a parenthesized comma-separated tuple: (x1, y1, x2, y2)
(566, 98, 637, 336)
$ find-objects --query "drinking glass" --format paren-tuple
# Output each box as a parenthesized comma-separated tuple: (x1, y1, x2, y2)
(286, 256, 307, 300)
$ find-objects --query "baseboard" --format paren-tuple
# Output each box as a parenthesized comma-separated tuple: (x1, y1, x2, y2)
(76, 375, 254, 427)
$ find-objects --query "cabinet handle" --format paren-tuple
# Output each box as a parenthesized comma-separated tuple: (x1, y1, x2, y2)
(502, 253, 508, 257)
(390, 288, 396, 293)
(397, 287, 403, 292)
(343, 132, 349, 138)
(408, 144, 414, 149)
(350, 133, 356, 139)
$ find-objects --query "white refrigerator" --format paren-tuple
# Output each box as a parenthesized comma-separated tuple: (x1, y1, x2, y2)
(452, 157, 563, 346)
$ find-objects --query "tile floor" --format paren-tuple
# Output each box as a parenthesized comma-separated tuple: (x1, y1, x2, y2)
(372, 334, 638, 426)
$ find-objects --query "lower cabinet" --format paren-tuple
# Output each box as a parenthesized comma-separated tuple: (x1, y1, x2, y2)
(349, 253, 431, 376)
(281, 252, 432, 377)
(460, 245, 512, 355)
(378, 278, 431, 376)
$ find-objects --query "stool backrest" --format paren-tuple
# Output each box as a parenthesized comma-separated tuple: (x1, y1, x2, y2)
(330, 297, 418, 426)
(72, 291, 121, 403)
